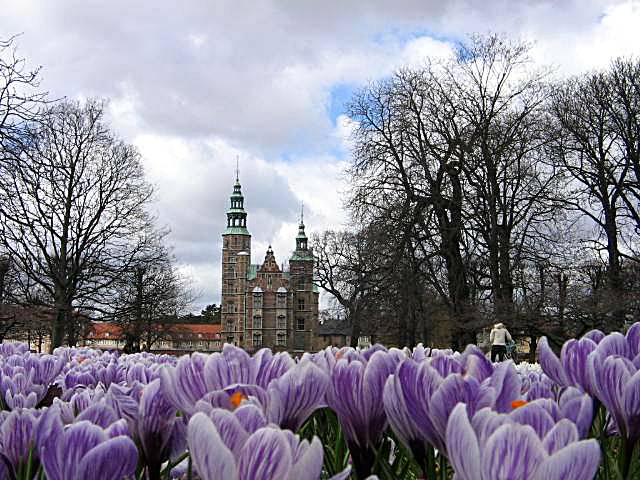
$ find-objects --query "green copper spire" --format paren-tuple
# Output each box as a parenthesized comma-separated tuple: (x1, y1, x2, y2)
(224, 161, 250, 236)
(291, 202, 314, 261)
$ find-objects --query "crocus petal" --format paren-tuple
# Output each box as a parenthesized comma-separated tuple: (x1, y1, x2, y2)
(160, 354, 208, 415)
(509, 402, 555, 438)
(138, 379, 176, 467)
(462, 348, 494, 382)
(482, 424, 546, 480)
(255, 350, 294, 388)
(287, 436, 323, 480)
(589, 355, 633, 434)
(534, 439, 600, 480)
(76, 403, 118, 428)
(429, 355, 462, 377)
(383, 360, 442, 452)
(471, 408, 512, 445)
(77, 436, 138, 480)
(209, 409, 250, 459)
(430, 374, 481, 448)
(489, 362, 521, 413)
(627, 323, 640, 358)
(623, 370, 640, 442)
(61, 421, 107, 480)
(582, 329, 605, 344)
(560, 338, 597, 392)
(234, 403, 268, 434)
(267, 362, 329, 431)
(594, 332, 630, 360)
(538, 337, 568, 387)
(559, 394, 593, 439)
(542, 419, 579, 455)
(105, 419, 130, 438)
(204, 345, 257, 392)
(0, 409, 36, 468)
(446, 403, 481, 480)
(36, 405, 65, 480)
(238, 428, 292, 480)
(188, 412, 238, 480)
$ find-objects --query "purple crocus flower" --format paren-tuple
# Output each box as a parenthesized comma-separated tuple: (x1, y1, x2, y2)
(383, 357, 518, 475)
(0, 408, 38, 476)
(187, 412, 352, 480)
(160, 353, 209, 415)
(326, 350, 397, 478)
(137, 379, 186, 478)
(36, 409, 138, 480)
(161, 345, 293, 416)
(538, 336, 598, 394)
(447, 403, 601, 479)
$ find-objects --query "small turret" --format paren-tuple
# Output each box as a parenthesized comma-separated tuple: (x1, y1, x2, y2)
(224, 163, 249, 236)
(291, 203, 314, 261)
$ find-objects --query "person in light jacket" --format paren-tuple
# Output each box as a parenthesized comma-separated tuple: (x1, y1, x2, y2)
(489, 322, 512, 362)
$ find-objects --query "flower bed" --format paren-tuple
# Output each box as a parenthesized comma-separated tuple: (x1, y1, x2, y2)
(0, 325, 637, 479)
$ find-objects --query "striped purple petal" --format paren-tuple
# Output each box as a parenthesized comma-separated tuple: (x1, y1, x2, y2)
(538, 337, 568, 387)
(266, 362, 329, 431)
(481, 423, 546, 480)
(533, 439, 600, 480)
(541, 419, 579, 454)
(237, 428, 292, 480)
(446, 403, 480, 480)
(76, 436, 138, 480)
(188, 412, 237, 480)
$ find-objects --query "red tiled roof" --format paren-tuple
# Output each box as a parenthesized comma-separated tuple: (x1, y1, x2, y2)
(87, 322, 222, 340)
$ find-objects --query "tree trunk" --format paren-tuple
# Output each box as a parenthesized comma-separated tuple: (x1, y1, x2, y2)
(350, 314, 361, 348)
(50, 304, 67, 352)
(529, 336, 538, 363)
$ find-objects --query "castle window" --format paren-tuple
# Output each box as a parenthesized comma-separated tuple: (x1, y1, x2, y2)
(253, 315, 262, 329)
(253, 293, 263, 309)
(277, 292, 286, 308)
(297, 318, 305, 331)
(277, 314, 286, 330)
(276, 332, 286, 346)
(267, 275, 272, 289)
(297, 298, 305, 311)
(253, 333, 262, 348)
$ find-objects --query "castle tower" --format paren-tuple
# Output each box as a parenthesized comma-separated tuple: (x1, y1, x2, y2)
(289, 205, 317, 351)
(221, 170, 251, 345)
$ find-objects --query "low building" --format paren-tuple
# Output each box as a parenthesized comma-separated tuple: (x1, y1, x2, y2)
(313, 317, 351, 349)
(81, 322, 223, 354)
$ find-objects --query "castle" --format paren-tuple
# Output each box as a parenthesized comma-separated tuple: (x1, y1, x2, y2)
(220, 172, 319, 353)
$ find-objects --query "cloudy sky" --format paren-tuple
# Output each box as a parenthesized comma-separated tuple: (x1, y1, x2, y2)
(3, 0, 639, 311)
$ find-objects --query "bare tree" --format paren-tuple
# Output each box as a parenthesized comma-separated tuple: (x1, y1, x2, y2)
(312, 230, 383, 347)
(0, 35, 47, 146)
(0, 99, 154, 349)
(108, 234, 197, 352)
(608, 58, 640, 236)
(550, 62, 639, 328)
(454, 37, 559, 322)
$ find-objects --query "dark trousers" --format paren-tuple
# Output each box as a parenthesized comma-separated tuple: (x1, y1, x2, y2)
(491, 345, 507, 362)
